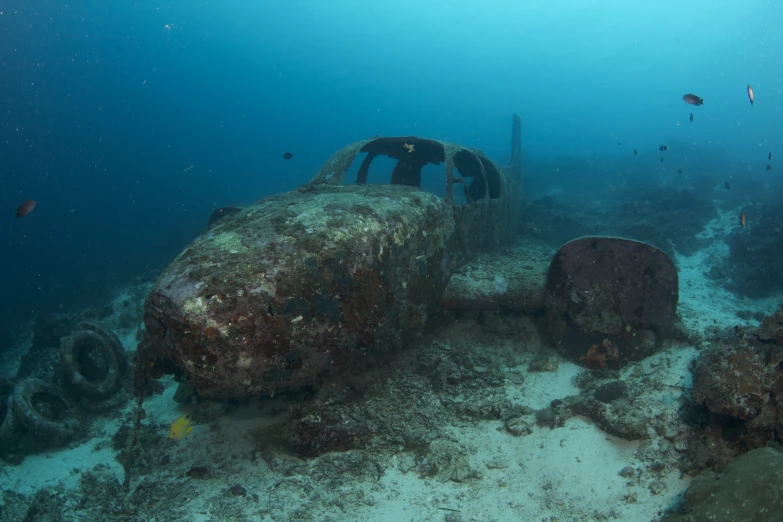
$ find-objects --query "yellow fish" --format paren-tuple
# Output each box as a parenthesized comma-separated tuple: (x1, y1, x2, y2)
(169, 413, 194, 440)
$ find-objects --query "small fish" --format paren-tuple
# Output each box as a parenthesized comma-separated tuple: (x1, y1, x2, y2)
(678, 169, 682, 174)
(617, 142, 622, 146)
(14, 200, 36, 218)
(633, 149, 638, 156)
(767, 164, 772, 171)
(169, 413, 194, 440)
(769, 152, 773, 161)
(682, 94, 704, 106)
(660, 157, 664, 162)
(690, 113, 693, 122)
(724, 182, 731, 190)
(282, 152, 294, 160)
(747, 85, 754, 106)
(740, 210, 746, 228)
(659, 145, 668, 151)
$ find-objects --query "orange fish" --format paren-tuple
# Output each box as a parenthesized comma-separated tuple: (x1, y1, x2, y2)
(14, 200, 36, 218)
(747, 85, 754, 106)
(740, 210, 746, 228)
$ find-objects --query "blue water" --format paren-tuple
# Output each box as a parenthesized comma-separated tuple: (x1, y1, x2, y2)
(1, 0, 781, 329)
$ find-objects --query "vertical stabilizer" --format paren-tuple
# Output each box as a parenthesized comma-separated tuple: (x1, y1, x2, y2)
(509, 114, 522, 182)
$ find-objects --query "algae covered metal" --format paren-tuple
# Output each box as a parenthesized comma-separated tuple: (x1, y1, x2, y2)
(137, 116, 524, 399)
(544, 236, 679, 369)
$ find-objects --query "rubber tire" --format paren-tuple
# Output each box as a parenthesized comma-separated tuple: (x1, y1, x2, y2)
(11, 378, 79, 444)
(60, 321, 125, 399)
(0, 394, 21, 447)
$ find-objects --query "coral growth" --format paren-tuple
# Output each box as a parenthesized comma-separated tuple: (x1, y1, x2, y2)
(579, 339, 621, 369)
(685, 305, 783, 471)
(522, 186, 718, 258)
(662, 448, 783, 521)
(721, 201, 783, 297)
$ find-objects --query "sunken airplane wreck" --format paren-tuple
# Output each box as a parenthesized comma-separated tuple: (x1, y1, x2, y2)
(136, 115, 524, 399)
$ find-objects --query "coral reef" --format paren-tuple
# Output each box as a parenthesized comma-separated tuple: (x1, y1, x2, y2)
(662, 447, 783, 521)
(279, 412, 371, 457)
(612, 186, 717, 257)
(544, 237, 679, 369)
(526, 347, 693, 446)
(758, 306, 783, 342)
(692, 345, 775, 421)
(721, 201, 783, 297)
(684, 305, 783, 471)
(245, 317, 532, 465)
(520, 196, 597, 249)
(521, 186, 718, 258)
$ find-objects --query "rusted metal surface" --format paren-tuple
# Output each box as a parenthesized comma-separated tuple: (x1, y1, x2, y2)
(137, 116, 524, 399)
(543, 236, 679, 369)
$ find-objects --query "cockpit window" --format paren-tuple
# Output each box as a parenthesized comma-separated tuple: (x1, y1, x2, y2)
(331, 136, 501, 205)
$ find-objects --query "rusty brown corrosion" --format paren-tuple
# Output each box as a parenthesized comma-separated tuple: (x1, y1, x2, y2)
(137, 116, 524, 399)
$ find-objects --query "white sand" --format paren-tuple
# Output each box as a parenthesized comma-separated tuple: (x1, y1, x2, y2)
(676, 205, 778, 339)
(1, 439, 123, 497)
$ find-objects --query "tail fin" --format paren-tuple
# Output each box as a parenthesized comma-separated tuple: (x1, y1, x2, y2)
(509, 114, 522, 182)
